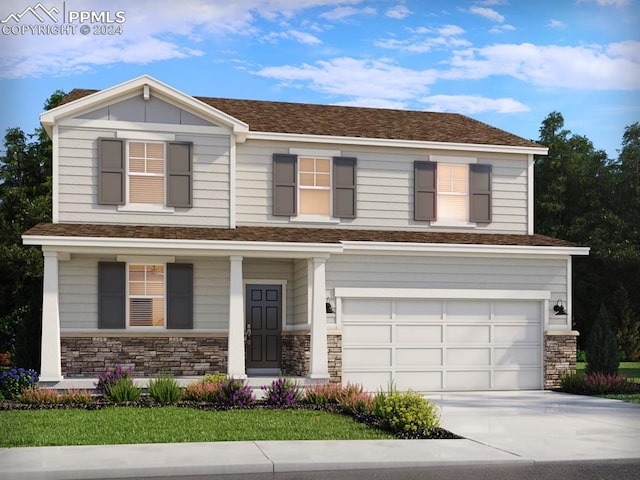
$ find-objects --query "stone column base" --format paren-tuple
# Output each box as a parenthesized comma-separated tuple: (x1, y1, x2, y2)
(544, 330, 579, 389)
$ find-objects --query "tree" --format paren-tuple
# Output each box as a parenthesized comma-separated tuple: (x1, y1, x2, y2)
(0, 89, 65, 369)
(612, 285, 640, 361)
(586, 304, 619, 376)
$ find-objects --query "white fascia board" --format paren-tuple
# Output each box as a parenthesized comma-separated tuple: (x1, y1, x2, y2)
(340, 241, 590, 257)
(24, 235, 342, 257)
(247, 131, 549, 156)
(61, 118, 229, 136)
(40, 75, 249, 139)
(335, 287, 552, 300)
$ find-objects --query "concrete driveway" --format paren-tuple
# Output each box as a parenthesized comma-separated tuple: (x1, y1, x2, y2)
(428, 391, 640, 462)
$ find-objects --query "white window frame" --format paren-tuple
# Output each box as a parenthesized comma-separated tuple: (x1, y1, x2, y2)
(430, 157, 476, 227)
(126, 262, 167, 330)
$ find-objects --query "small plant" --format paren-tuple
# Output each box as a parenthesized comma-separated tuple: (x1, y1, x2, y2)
(61, 389, 93, 405)
(148, 374, 182, 403)
(560, 372, 585, 394)
(340, 390, 374, 415)
(583, 372, 637, 395)
(262, 378, 302, 407)
(372, 391, 440, 434)
(199, 372, 227, 385)
(0, 390, 4, 402)
(182, 381, 222, 402)
(0, 352, 11, 366)
(303, 382, 344, 405)
(95, 364, 133, 396)
(216, 377, 254, 408)
(576, 349, 587, 362)
(0, 367, 39, 400)
(18, 387, 62, 404)
(105, 377, 141, 402)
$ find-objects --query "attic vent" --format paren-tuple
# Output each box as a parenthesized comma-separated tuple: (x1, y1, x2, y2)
(143, 84, 150, 101)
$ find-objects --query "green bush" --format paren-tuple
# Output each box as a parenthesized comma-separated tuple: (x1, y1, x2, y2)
(0, 390, 4, 402)
(148, 374, 182, 403)
(199, 372, 227, 385)
(560, 373, 585, 394)
(372, 391, 440, 434)
(0, 368, 39, 400)
(586, 305, 619, 376)
(576, 349, 587, 362)
(105, 377, 141, 402)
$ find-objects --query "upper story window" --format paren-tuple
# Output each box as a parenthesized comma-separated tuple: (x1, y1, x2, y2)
(97, 138, 193, 210)
(299, 156, 331, 216)
(414, 160, 492, 224)
(273, 153, 357, 220)
(128, 264, 165, 327)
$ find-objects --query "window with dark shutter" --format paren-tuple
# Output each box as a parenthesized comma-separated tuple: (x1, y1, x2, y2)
(333, 157, 357, 219)
(414, 161, 437, 221)
(166, 142, 193, 208)
(98, 262, 126, 329)
(273, 154, 297, 216)
(469, 164, 492, 223)
(167, 263, 193, 329)
(98, 138, 125, 205)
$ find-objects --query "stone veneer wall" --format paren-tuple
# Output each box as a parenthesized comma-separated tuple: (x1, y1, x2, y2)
(61, 335, 228, 377)
(281, 332, 342, 383)
(544, 331, 579, 389)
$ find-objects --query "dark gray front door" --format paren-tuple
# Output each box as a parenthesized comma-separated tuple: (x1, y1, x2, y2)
(246, 284, 282, 369)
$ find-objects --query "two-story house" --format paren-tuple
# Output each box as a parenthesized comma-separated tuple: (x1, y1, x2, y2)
(24, 75, 588, 391)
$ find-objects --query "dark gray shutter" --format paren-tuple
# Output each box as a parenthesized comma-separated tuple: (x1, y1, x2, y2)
(273, 154, 297, 216)
(167, 263, 193, 329)
(470, 164, 492, 223)
(98, 138, 125, 205)
(98, 262, 125, 329)
(414, 161, 437, 221)
(333, 157, 357, 219)
(166, 142, 193, 208)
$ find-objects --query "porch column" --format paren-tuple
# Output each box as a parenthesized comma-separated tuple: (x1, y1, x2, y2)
(227, 255, 246, 378)
(309, 256, 330, 379)
(40, 250, 63, 381)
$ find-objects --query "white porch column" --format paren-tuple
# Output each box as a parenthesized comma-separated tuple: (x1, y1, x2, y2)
(227, 255, 246, 378)
(309, 256, 330, 379)
(40, 250, 63, 382)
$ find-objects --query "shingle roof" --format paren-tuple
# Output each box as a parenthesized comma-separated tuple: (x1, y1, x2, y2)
(60, 89, 541, 148)
(24, 223, 575, 248)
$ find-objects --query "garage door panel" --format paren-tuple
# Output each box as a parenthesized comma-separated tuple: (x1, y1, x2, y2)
(447, 348, 491, 366)
(447, 325, 490, 343)
(342, 299, 391, 320)
(343, 348, 391, 367)
(494, 347, 539, 366)
(494, 325, 539, 343)
(446, 301, 491, 321)
(396, 371, 442, 391)
(395, 300, 442, 321)
(396, 325, 443, 344)
(343, 324, 391, 343)
(494, 301, 540, 322)
(494, 370, 540, 390)
(447, 370, 491, 390)
(342, 371, 391, 392)
(396, 348, 443, 367)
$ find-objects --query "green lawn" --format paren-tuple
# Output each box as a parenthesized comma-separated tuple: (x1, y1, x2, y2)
(0, 407, 393, 447)
(576, 362, 640, 382)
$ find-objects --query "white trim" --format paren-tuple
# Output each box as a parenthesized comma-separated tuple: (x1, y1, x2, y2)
(40, 251, 63, 381)
(527, 154, 534, 235)
(334, 287, 552, 300)
(62, 118, 229, 136)
(117, 204, 175, 214)
(117, 130, 176, 141)
(430, 155, 477, 164)
(290, 215, 340, 224)
(52, 123, 59, 223)
(227, 255, 246, 378)
(116, 255, 175, 263)
(249, 131, 549, 156)
(566, 257, 572, 327)
(309, 257, 329, 379)
(229, 137, 237, 229)
(290, 147, 341, 157)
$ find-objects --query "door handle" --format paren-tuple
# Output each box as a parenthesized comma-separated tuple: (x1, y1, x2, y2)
(245, 324, 252, 341)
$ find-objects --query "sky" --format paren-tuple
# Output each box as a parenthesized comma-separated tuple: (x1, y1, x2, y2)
(0, 0, 638, 158)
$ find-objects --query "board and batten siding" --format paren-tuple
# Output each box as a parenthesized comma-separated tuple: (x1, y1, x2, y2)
(235, 141, 529, 233)
(292, 258, 309, 327)
(326, 254, 568, 327)
(58, 255, 230, 331)
(57, 126, 231, 227)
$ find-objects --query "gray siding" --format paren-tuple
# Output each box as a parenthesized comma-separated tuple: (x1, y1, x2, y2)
(326, 254, 568, 327)
(235, 140, 529, 233)
(59, 255, 229, 331)
(292, 259, 309, 326)
(243, 258, 295, 327)
(57, 126, 230, 226)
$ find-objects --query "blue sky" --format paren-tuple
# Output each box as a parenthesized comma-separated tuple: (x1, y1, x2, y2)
(0, 0, 638, 158)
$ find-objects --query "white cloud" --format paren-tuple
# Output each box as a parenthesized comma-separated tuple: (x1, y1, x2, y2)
(438, 24, 466, 36)
(375, 24, 470, 53)
(420, 95, 530, 114)
(444, 42, 640, 90)
(289, 30, 322, 44)
(468, 6, 505, 22)
(548, 19, 567, 28)
(489, 24, 515, 33)
(254, 57, 437, 102)
(319, 6, 376, 21)
(385, 4, 411, 19)
(577, 0, 631, 7)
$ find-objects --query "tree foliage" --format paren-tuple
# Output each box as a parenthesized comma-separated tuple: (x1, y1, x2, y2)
(0, 89, 65, 368)
(535, 113, 640, 356)
(586, 305, 619, 376)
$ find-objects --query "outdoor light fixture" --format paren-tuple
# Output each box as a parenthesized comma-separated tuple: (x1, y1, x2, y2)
(325, 297, 335, 314)
(553, 299, 567, 315)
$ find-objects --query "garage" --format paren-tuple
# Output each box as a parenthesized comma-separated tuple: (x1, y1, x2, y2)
(338, 289, 546, 391)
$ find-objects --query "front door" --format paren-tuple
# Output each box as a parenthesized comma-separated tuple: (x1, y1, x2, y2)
(245, 284, 282, 369)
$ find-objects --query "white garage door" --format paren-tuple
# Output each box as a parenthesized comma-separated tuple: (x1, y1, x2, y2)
(341, 298, 542, 391)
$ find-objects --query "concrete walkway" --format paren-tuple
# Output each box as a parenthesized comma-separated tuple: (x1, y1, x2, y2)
(1, 392, 638, 479)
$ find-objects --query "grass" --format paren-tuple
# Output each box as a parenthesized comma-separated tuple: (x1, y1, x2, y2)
(600, 394, 640, 405)
(0, 407, 394, 447)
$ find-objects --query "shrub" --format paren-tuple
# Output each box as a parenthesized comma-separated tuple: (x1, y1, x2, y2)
(303, 382, 344, 405)
(586, 305, 619, 376)
(105, 377, 141, 402)
(95, 364, 133, 396)
(372, 391, 440, 434)
(18, 387, 62, 404)
(560, 373, 585, 394)
(340, 390, 374, 415)
(148, 374, 182, 403)
(182, 381, 222, 402)
(576, 349, 587, 362)
(0, 352, 11, 366)
(199, 372, 227, 385)
(0, 368, 39, 400)
(583, 372, 637, 395)
(0, 390, 4, 402)
(262, 378, 302, 407)
(61, 389, 93, 405)
(216, 377, 254, 408)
